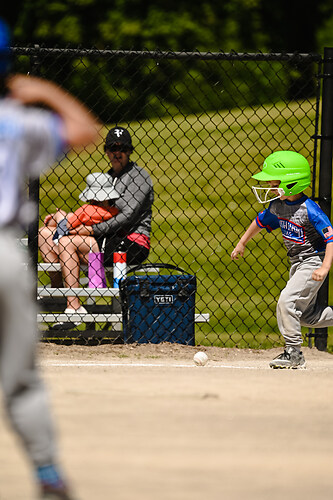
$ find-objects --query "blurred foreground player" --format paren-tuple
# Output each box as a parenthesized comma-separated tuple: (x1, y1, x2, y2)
(0, 19, 100, 499)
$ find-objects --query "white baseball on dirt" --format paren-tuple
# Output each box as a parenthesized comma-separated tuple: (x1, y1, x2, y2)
(193, 351, 209, 366)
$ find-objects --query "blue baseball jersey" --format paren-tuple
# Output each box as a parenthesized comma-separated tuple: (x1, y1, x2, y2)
(0, 98, 66, 227)
(256, 194, 333, 260)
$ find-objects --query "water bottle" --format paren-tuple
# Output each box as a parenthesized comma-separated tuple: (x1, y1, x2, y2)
(113, 251, 127, 288)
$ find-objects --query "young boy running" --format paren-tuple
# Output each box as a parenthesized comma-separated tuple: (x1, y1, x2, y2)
(231, 150, 333, 369)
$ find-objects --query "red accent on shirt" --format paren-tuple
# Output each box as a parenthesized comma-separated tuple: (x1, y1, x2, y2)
(126, 233, 150, 249)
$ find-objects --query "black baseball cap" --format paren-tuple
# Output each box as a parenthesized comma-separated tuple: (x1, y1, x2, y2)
(104, 127, 133, 151)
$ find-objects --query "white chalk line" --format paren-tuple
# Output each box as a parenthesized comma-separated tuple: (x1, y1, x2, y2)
(41, 361, 263, 370)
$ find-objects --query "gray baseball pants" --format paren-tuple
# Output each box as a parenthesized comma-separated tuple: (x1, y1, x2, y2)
(277, 255, 333, 346)
(0, 229, 57, 466)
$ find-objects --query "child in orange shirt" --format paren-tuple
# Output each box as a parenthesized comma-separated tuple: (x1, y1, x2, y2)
(48, 172, 119, 243)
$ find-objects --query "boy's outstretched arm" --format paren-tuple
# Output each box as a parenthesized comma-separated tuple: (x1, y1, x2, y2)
(312, 242, 333, 281)
(231, 219, 262, 260)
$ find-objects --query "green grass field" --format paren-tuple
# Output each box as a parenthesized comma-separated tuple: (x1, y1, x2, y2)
(39, 99, 333, 351)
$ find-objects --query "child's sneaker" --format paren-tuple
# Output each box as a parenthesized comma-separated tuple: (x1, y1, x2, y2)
(50, 306, 87, 331)
(269, 346, 306, 369)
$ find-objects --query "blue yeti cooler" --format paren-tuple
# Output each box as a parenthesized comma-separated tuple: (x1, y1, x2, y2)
(119, 264, 196, 345)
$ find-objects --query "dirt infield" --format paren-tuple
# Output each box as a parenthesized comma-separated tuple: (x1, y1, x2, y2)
(1, 343, 333, 500)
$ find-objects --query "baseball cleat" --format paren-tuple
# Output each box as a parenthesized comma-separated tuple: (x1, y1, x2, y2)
(269, 346, 306, 369)
(40, 484, 76, 499)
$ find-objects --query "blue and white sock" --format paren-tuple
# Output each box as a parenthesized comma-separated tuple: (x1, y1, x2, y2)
(36, 464, 65, 489)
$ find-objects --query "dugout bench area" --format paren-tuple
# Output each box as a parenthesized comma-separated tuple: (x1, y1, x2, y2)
(34, 256, 210, 344)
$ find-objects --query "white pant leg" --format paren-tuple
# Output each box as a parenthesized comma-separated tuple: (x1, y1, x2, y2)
(0, 229, 57, 466)
(300, 300, 333, 328)
(276, 256, 326, 346)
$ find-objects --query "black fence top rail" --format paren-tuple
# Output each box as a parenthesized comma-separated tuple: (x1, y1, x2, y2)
(12, 46, 322, 63)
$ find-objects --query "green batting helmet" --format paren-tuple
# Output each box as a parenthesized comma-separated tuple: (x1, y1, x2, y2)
(252, 150, 311, 197)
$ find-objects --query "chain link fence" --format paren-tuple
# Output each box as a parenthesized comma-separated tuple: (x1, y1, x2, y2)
(14, 47, 327, 348)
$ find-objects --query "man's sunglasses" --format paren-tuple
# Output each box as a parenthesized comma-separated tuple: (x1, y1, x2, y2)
(104, 144, 132, 153)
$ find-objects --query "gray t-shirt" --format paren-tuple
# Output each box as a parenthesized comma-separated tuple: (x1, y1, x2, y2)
(256, 195, 333, 261)
(92, 161, 154, 239)
(0, 98, 65, 227)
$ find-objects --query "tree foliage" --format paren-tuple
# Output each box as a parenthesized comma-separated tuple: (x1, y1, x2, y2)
(4, 1, 333, 121)
(7, 0, 332, 52)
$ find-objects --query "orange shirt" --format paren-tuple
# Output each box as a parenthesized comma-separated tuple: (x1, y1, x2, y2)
(67, 204, 119, 228)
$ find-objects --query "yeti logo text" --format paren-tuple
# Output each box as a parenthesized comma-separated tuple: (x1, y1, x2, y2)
(114, 128, 123, 137)
(154, 295, 173, 305)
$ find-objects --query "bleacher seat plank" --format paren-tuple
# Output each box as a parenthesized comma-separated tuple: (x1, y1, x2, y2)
(37, 312, 209, 323)
(38, 287, 119, 297)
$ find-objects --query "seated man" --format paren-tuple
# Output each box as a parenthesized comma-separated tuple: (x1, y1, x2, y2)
(39, 127, 154, 314)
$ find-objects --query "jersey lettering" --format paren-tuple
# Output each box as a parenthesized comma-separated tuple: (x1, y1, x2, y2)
(279, 218, 305, 244)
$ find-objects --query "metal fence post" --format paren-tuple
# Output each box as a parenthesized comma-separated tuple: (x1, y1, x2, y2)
(316, 47, 333, 351)
(28, 45, 41, 290)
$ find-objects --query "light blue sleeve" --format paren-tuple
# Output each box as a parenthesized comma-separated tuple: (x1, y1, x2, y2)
(49, 113, 67, 157)
(24, 109, 67, 177)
